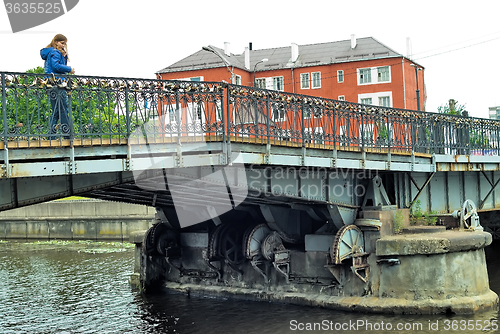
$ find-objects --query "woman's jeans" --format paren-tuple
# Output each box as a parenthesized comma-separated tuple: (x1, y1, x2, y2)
(48, 88, 70, 139)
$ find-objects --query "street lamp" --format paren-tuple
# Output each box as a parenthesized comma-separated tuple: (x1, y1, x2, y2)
(253, 58, 268, 87)
(411, 63, 423, 111)
(202, 45, 235, 83)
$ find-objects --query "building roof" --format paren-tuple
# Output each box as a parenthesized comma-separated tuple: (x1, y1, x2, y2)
(157, 37, 405, 74)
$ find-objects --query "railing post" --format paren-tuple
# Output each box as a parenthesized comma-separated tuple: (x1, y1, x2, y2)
(125, 83, 131, 139)
(223, 85, 228, 146)
(67, 77, 73, 142)
(266, 94, 270, 145)
(224, 84, 231, 162)
(175, 90, 181, 144)
(1, 73, 7, 146)
(360, 109, 365, 152)
(301, 102, 305, 148)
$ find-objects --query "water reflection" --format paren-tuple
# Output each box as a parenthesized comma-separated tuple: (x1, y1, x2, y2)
(0, 240, 499, 334)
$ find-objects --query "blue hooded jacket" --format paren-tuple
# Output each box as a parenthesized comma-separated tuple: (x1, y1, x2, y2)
(40, 47, 72, 75)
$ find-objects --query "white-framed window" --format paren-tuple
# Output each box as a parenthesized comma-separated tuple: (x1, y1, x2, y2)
(359, 68, 371, 84)
(300, 73, 310, 89)
(276, 129, 292, 141)
(234, 75, 241, 85)
(379, 96, 390, 107)
(215, 100, 223, 122)
(338, 95, 345, 101)
(360, 127, 374, 144)
(273, 76, 284, 91)
(255, 78, 266, 89)
(272, 103, 286, 121)
(358, 66, 391, 85)
(255, 76, 284, 91)
(164, 105, 179, 123)
(337, 70, 344, 83)
(304, 127, 324, 144)
(192, 101, 204, 122)
(358, 92, 392, 107)
(377, 66, 390, 82)
(174, 76, 204, 81)
(303, 105, 311, 119)
(338, 125, 348, 144)
(312, 72, 321, 88)
(360, 98, 373, 105)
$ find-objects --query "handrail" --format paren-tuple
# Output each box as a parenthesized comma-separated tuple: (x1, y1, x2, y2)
(0, 71, 499, 156)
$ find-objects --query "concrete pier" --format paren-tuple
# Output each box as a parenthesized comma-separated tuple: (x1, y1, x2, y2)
(130, 211, 499, 314)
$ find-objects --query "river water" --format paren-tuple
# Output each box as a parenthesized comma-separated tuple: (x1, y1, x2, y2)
(0, 240, 499, 334)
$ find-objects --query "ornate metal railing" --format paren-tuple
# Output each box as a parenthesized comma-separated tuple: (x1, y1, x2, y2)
(2, 71, 500, 156)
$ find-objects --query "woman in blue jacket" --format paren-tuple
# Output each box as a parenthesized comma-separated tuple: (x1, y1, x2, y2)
(40, 34, 75, 139)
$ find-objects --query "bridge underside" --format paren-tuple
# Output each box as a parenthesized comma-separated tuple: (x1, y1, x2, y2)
(2, 141, 500, 217)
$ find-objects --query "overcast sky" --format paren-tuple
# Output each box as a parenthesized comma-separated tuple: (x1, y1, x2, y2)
(1, 0, 499, 118)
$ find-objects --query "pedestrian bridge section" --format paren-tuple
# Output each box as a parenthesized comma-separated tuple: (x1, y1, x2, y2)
(2, 71, 500, 222)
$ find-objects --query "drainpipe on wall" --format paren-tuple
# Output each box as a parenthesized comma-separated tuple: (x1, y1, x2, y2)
(402, 58, 406, 109)
(291, 43, 299, 94)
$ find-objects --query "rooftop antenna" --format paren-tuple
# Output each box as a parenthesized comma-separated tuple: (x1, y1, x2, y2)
(406, 37, 412, 59)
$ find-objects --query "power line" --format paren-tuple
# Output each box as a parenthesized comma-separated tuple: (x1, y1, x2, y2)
(411, 31, 500, 56)
(414, 35, 500, 60)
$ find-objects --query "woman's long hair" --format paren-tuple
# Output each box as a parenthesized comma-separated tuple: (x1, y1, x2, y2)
(46, 34, 69, 60)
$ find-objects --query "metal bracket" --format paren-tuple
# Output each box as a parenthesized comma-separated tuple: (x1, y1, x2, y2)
(126, 144, 131, 171)
(250, 257, 270, 283)
(376, 258, 401, 266)
(69, 146, 75, 174)
(351, 253, 369, 283)
(273, 250, 290, 281)
(2, 147, 9, 177)
(264, 143, 271, 165)
(176, 144, 183, 167)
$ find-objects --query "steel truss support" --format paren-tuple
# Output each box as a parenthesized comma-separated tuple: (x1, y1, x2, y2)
(0, 171, 134, 210)
(479, 171, 500, 210)
(408, 172, 435, 209)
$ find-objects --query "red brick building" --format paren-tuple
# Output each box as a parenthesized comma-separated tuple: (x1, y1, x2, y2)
(157, 36, 426, 111)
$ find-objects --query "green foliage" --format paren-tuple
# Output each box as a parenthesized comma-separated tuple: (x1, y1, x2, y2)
(437, 99, 467, 116)
(393, 210, 404, 233)
(1, 67, 136, 138)
(411, 200, 423, 219)
(469, 129, 490, 148)
(424, 211, 437, 226)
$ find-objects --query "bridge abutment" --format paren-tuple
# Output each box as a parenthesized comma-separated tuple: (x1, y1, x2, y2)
(130, 206, 498, 314)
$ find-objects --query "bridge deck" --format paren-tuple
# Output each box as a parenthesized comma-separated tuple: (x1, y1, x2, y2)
(2, 72, 500, 216)
(0, 136, 430, 156)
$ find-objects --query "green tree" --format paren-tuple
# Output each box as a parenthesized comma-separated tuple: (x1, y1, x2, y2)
(437, 99, 468, 116)
(1, 67, 137, 139)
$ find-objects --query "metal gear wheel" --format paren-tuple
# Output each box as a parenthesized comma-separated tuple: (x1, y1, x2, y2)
(243, 223, 272, 259)
(331, 224, 364, 265)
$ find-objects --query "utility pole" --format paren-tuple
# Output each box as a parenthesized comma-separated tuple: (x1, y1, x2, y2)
(411, 64, 423, 111)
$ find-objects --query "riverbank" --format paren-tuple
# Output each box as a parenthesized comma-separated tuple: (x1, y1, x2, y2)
(0, 200, 155, 241)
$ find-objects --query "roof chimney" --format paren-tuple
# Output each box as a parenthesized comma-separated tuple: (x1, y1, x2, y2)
(291, 43, 299, 62)
(244, 47, 250, 70)
(351, 34, 356, 49)
(224, 42, 230, 56)
(249, 42, 253, 51)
